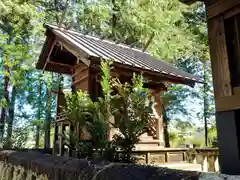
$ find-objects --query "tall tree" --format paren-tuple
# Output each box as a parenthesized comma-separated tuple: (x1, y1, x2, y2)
(0, 0, 42, 146)
(0, 0, 213, 148)
(35, 73, 43, 148)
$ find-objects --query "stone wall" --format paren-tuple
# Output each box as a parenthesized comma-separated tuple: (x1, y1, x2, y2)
(0, 150, 239, 180)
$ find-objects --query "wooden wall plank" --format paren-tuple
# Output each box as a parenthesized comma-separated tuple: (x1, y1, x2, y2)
(224, 5, 240, 19)
(72, 63, 89, 92)
(207, 16, 232, 99)
(207, 0, 240, 19)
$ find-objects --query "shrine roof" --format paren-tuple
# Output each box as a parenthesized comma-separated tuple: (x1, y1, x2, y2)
(36, 24, 202, 85)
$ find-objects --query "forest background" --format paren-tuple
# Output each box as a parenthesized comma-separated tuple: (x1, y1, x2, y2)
(0, 0, 216, 149)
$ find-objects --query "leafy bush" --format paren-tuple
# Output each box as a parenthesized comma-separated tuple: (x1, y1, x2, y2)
(63, 91, 109, 158)
(110, 74, 154, 163)
(62, 60, 154, 163)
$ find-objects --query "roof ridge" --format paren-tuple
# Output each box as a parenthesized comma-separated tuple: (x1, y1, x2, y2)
(45, 23, 150, 55)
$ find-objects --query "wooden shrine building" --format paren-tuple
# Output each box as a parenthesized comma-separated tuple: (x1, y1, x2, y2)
(36, 24, 201, 156)
(180, 0, 240, 175)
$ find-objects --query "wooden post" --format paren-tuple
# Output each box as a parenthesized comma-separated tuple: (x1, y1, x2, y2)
(178, 0, 240, 174)
(108, 116, 115, 141)
(53, 122, 58, 156)
(146, 152, 150, 164)
(214, 157, 220, 172)
(207, 13, 240, 174)
(193, 156, 197, 164)
(165, 152, 169, 163)
(59, 122, 64, 156)
(202, 155, 208, 172)
(208, 155, 216, 172)
(76, 122, 80, 157)
(68, 122, 73, 157)
(150, 89, 164, 147)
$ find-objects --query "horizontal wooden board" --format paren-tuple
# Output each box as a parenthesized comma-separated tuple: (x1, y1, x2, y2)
(72, 67, 88, 77)
(73, 78, 89, 92)
(207, 0, 240, 19)
(75, 69, 88, 81)
(72, 62, 89, 92)
(215, 94, 240, 111)
(224, 5, 240, 19)
(72, 75, 88, 86)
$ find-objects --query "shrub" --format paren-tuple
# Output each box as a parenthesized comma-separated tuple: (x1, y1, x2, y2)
(110, 74, 154, 163)
(62, 61, 155, 163)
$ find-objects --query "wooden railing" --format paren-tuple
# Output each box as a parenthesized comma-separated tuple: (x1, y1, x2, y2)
(55, 113, 67, 122)
(132, 148, 219, 172)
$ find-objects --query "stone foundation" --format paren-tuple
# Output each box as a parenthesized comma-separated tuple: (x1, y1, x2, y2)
(0, 150, 239, 180)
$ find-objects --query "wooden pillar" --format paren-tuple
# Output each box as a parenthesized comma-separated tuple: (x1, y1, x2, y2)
(76, 122, 80, 152)
(68, 122, 74, 157)
(215, 157, 220, 172)
(207, 12, 240, 174)
(202, 155, 208, 172)
(59, 122, 64, 156)
(107, 116, 115, 141)
(179, 0, 240, 174)
(150, 89, 164, 147)
(53, 122, 58, 156)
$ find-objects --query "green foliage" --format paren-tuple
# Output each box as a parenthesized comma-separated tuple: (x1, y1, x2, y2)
(1, 123, 32, 149)
(62, 61, 154, 162)
(64, 91, 94, 127)
(62, 92, 110, 158)
(208, 123, 218, 148)
(110, 73, 154, 162)
(0, 0, 212, 150)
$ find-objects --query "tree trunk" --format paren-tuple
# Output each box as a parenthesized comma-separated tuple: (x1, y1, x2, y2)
(111, 0, 117, 38)
(35, 125, 40, 148)
(6, 85, 17, 147)
(44, 87, 52, 149)
(0, 108, 6, 144)
(35, 73, 42, 148)
(162, 105, 170, 147)
(44, 73, 54, 149)
(1, 67, 10, 145)
(203, 61, 208, 147)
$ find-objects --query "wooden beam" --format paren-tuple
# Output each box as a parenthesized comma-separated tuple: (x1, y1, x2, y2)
(216, 94, 240, 112)
(42, 39, 56, 72)
(224, 5, 240, 19)
(53, 30, 91, 67)
(72, 67, 88, 78)
(72, 75, 88, 86)
(207, 16, 232, 98)
(207, 0, 240, 19)
(47, 61, 73, 69)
